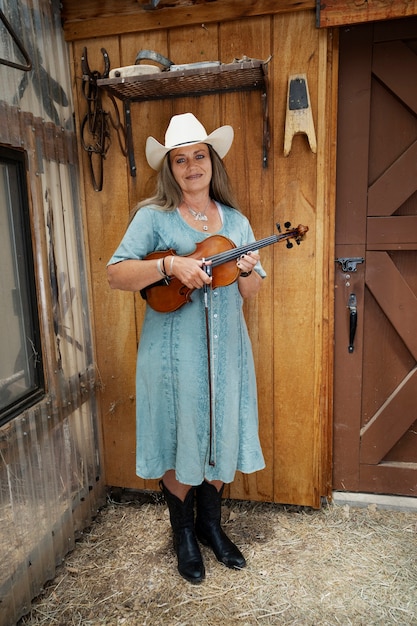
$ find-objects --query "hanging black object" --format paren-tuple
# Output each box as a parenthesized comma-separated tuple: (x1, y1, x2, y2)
(0, 8, 32, 71)
(81, 47, 127, 191)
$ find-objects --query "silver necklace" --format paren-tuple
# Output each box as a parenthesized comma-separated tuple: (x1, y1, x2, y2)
(186, 198, 211, 230)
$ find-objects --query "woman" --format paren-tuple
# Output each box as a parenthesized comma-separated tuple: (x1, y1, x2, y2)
(107, 113, 266, 583)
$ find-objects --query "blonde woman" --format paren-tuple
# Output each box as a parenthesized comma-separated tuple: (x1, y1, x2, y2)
(107, 113, 266, 583)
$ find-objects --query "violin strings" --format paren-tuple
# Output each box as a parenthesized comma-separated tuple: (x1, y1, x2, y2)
(206, 233, 292, 267)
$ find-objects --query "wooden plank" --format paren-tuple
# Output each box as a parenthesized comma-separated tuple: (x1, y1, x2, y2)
(367, 216, 417, 248)
(61, 0, 315, 41)
(367, 141, 417, 217)
(361, 280, 416, 433)
(367, 244, 417, 251)
(333, 25, 373, 492)
(360, 368, 417, 464)
(328, 29, 339, 494)
(360, 463, 417, 497)
(218, 15, 275, 503)
(335, 25, 372, 245)
(123, 28, 172, 212)
(61, 0, 313, 22)
(373, 42, 417, 116)
(317, 0, 417, 28)
(135, 25, 220, 493)
(366, 251, 417, 360)
(333, 244, 365, 491)
(70, 37, 141, 490)
(385, 418, 417, 462)
(314, 26, 338, 499)
(272, 10, 332, 507)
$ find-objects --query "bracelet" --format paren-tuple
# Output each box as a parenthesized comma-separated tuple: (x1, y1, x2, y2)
(156, 258, 164, 278)
(162, 256, 168, 276)
(157, 257, 171, 284)
(240, 270, 252, 277)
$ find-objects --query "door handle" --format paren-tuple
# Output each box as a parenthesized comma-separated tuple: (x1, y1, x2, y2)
(347, 293, 357, 353)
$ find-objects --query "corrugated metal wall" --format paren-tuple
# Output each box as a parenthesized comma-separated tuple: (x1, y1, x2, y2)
(0, 1, 105, 624)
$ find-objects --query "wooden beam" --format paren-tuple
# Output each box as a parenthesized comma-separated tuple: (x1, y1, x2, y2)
(62, 0, 315, 41)
(317, 0, 417, 28)
(366, 251, 417, 360)
(360, 463, 417, 497)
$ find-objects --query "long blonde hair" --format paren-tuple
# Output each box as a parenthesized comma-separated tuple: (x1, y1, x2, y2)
(130, 145, 240, 221)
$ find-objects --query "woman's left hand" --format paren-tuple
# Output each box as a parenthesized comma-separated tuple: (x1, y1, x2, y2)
(236, 251, 259, 275)
(236, 251, 263, 299)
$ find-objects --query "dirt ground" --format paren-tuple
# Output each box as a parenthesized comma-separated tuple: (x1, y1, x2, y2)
(19, 492, 417, 626)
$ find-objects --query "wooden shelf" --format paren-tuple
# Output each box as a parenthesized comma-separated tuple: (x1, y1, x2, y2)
(93, 59, 269, 176)
(97, 60, 267, 102)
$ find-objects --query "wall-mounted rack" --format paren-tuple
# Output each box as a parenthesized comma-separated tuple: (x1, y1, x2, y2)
(96, 59, 270, 176)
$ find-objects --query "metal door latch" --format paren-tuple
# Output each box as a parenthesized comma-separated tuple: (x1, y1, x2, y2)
(335, 257, 364, 272)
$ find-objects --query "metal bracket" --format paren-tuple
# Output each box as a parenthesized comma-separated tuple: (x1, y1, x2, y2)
(335, 257, 364, 272)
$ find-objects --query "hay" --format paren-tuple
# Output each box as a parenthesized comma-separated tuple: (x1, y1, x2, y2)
(19, 494, 417, 626)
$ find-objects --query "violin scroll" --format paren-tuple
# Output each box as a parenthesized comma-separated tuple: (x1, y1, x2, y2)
(276, 221, 309, 248)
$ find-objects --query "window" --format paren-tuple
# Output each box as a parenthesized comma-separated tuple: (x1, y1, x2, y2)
(0, 147, 44, 426)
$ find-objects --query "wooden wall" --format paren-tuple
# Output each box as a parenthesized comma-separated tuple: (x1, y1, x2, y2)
(63, 1, 337, 507)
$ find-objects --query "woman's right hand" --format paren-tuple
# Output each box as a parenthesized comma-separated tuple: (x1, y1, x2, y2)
(107, 255, 212, 293)
(170, 256, 212, 290)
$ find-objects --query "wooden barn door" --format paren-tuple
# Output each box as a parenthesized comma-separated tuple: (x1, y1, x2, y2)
(333, 18, 417, 497)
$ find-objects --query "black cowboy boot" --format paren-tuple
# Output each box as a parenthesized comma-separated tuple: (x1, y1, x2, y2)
(160, 481, 205, 583)
(195, 481, 246, 569)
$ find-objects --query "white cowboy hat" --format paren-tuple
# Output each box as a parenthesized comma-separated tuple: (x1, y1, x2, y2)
(145, 112, 234, 171)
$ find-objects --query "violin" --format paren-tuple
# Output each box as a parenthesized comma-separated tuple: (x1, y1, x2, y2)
(140, 223, 308, 313)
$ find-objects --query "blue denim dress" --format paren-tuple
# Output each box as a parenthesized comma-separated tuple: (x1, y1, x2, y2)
(108, 204, 266, 485)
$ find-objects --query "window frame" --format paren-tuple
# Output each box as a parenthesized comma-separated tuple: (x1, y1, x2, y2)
(0, 146, 44, 426)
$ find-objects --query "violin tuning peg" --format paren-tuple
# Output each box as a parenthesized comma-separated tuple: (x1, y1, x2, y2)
(286, 241, 293, 249)
(284, 221, 291, 229)
(296, 238, 301, 245)
(276, 222, 281, 233)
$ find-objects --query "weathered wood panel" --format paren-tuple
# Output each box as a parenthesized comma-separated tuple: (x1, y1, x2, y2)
(271, 10, 336, 506)
(68, 6, 335, 507)
(333, 21, 417, 497)
(71, 37, 139, 490)
(219, 16, 275, 502)
(62, 0, 315, 41)
(317, 0, 417, 28)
